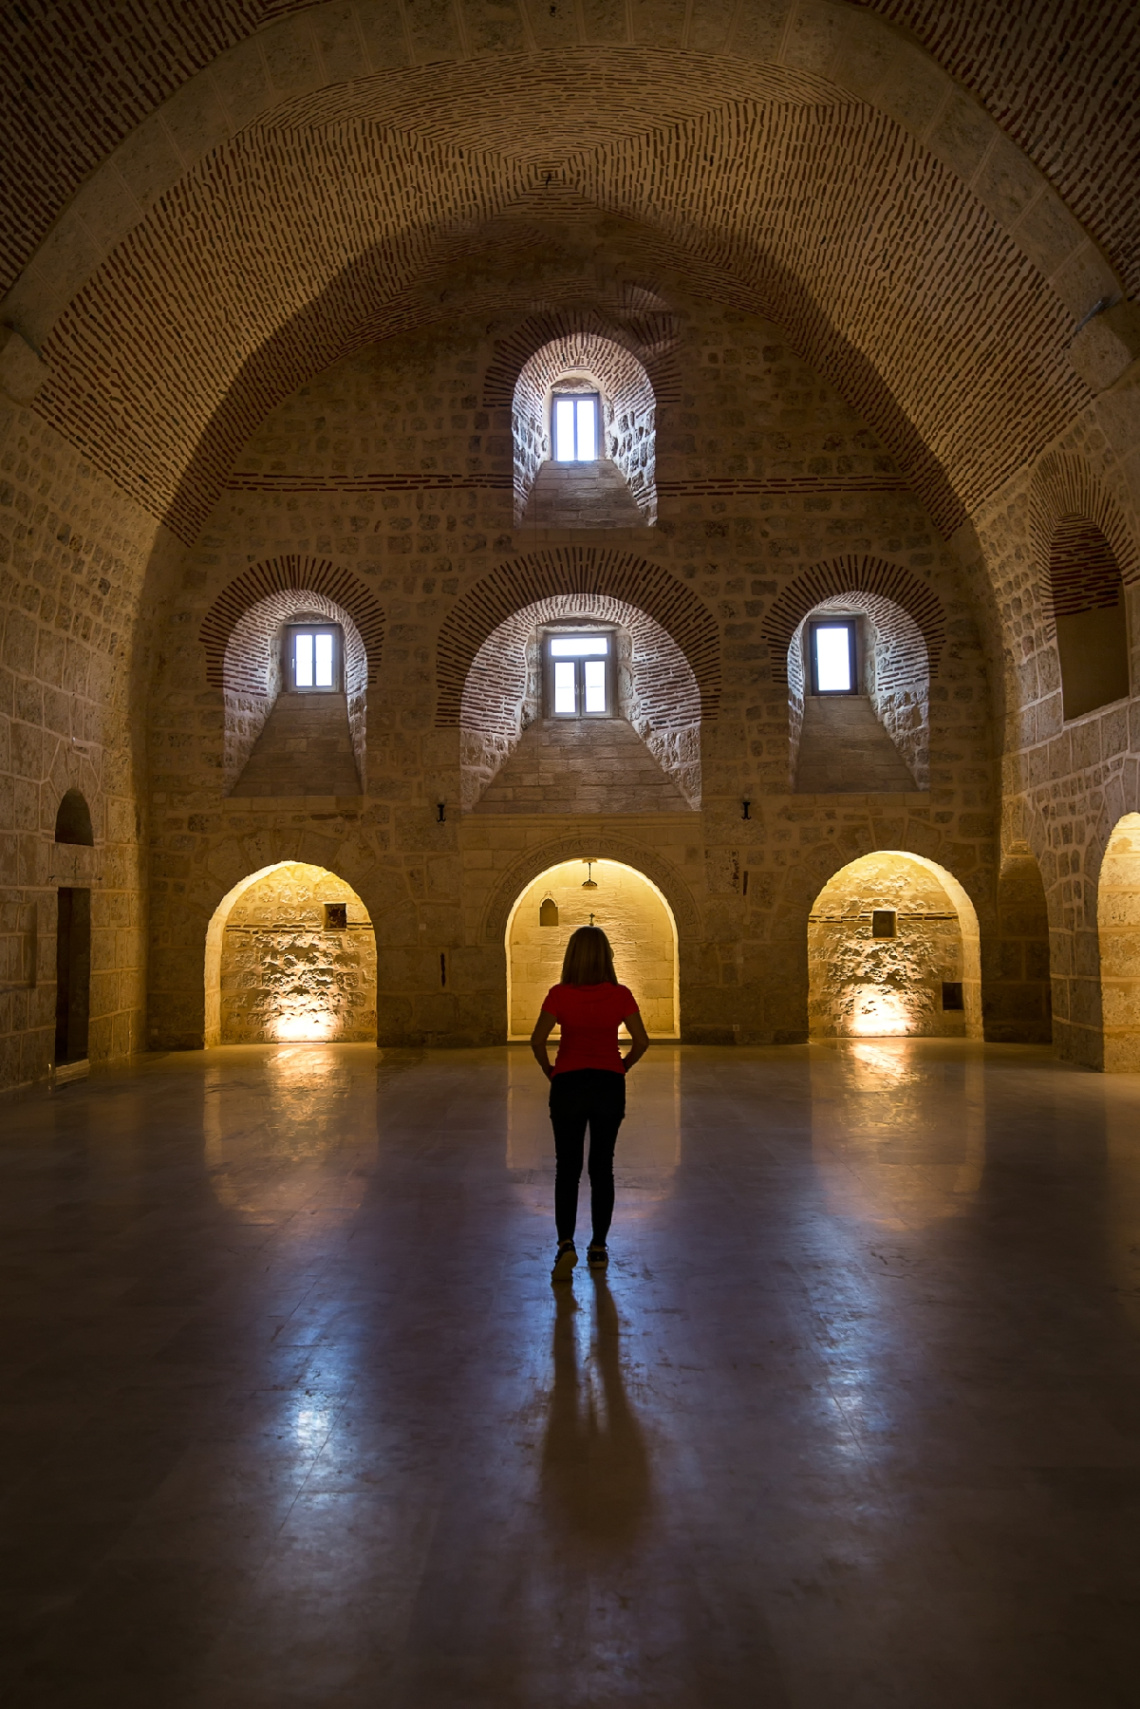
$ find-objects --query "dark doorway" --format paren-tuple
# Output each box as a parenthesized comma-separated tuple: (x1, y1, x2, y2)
(55, 888, 91, 1066)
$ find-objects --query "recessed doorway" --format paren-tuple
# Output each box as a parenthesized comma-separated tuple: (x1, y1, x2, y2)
(55, 887, 91, 1066)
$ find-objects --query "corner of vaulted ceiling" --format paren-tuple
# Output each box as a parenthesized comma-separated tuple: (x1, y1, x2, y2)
(0, 0, 1122, 355)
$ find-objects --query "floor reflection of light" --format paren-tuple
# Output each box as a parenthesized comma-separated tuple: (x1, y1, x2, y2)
(203, 1045, 378, 1224)
(294, 1402, 335, 1451)
(811, 1041, 986, 1231)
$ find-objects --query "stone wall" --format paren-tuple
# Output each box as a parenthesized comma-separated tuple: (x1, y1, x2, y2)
(141, 293, 997, 1052)
(0, 397, 156, 1089)
(218, 862, 376, 1044)
(966, 370, 1140, 1069)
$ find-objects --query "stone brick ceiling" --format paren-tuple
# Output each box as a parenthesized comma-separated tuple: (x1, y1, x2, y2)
(30, 68, 1086, 543)
(3, 0, 1137, 298)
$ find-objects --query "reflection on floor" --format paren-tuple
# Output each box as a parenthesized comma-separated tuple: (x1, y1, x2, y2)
(3, 1040, 1140, 1706)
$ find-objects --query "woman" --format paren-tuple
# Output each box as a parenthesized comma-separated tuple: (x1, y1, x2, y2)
(530, 925, 650, 1281)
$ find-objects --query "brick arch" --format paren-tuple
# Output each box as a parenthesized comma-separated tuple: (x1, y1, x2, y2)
(436, 549, 721, 726)
(198, 556, 386, 689)
(459, 592, 702, 810)
(483, 305, 681, 412)
(1029, 453, 1140, 637)
(760, 556, 947, 686)
(482, 833, 700, 944)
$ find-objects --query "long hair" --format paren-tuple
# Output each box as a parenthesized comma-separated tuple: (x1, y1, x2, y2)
(561, 925, 618, 986)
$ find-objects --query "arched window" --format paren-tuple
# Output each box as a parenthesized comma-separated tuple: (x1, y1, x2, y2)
(1049, 516, 1130, 720)
(459, 593, 701, 812)
(221, 592, 366, 795)
(511, 336, 656, 526)
(789, 593, 929, 792)
(54, 788, 93, 846)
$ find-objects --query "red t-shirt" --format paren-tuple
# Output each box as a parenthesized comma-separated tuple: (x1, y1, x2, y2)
(542, 982, 639, 1076)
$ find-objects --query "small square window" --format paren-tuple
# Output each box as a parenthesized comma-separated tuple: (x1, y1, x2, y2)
(552, 393, 600, 462)
(545, 631, 612, 717)
(809, 618, 857, 695)
(941, 981, 965, 1010)
(323, 903, 348, 931)
(286, 624, 341, 692)
(871, 909, 897, 939)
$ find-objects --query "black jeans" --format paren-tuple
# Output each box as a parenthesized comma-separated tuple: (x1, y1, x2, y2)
(549, 1069, 626, 1244)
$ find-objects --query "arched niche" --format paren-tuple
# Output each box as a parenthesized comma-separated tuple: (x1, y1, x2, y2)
(222, 588, 368, 792)
(982, 851, 1053, 1044)
(204, 861, 376, 1047)
(1098, 814, 1140, 1072)
(808, 851, 982, 1039)
(512, 332, 657, 525)
(505, 858, 678, 1041)
(1049, 516, 1131, 721)
(789, 590, 929, 791)
(459, 592, 701, 810)
(54, 788, 93, 846)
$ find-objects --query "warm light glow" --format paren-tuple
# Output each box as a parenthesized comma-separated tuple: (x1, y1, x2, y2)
(849, 985, 914, 1036)
(272, 1008, 338, 1042)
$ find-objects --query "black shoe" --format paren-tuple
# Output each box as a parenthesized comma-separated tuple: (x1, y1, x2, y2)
(587, 1244, 608, 1269)
(551, 1241, 577, 1282)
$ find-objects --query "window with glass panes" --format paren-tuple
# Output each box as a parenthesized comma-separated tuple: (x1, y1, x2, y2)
(808, 618, 858, 695)
(285, 623, 341, 692)
(545, 631, 612, 717)
(552, 392, 600, 462)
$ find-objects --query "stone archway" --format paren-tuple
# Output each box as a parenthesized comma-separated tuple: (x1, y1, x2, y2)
(505, 857, 679, 1041)
(808, 850, 983, 1039)
(204, 862, 376, 1046)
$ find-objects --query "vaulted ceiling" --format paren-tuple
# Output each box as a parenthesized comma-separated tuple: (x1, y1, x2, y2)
(3, 1, 1133, 547)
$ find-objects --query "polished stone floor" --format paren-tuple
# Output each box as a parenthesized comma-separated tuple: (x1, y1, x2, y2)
(3, 1040, 1140, 1707)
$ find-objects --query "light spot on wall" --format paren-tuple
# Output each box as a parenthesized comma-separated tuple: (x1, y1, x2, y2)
(214, 863, 376, 1045)
(1098, 814, 1140, 1072)
(506, 858, 678, 1040)
(808, 851, 982, 1040)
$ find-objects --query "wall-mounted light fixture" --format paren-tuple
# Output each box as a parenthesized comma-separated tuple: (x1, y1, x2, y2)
(436, 802, 446, 823)
(582, 860, 598, 890)
(741, 798, 751, 820)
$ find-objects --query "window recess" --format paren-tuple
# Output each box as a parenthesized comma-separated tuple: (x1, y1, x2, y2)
(808, 618, 858, 695)
(545, 632, 613, 718)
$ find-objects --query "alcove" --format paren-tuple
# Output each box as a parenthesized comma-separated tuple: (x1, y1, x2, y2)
(1050, 517, 1130, 720)
(1098, 814, 1140, 1071)
(54, 789, 94, 846)
(222, 591, 367, 796)
(790, 593, 928, 791)
(506, 858, 678, 1041)
(512, 334, 656, 527)
(808, 852, 982, 1038)
(460, 593, 701, 813)
(204, 862, 376, 1045)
